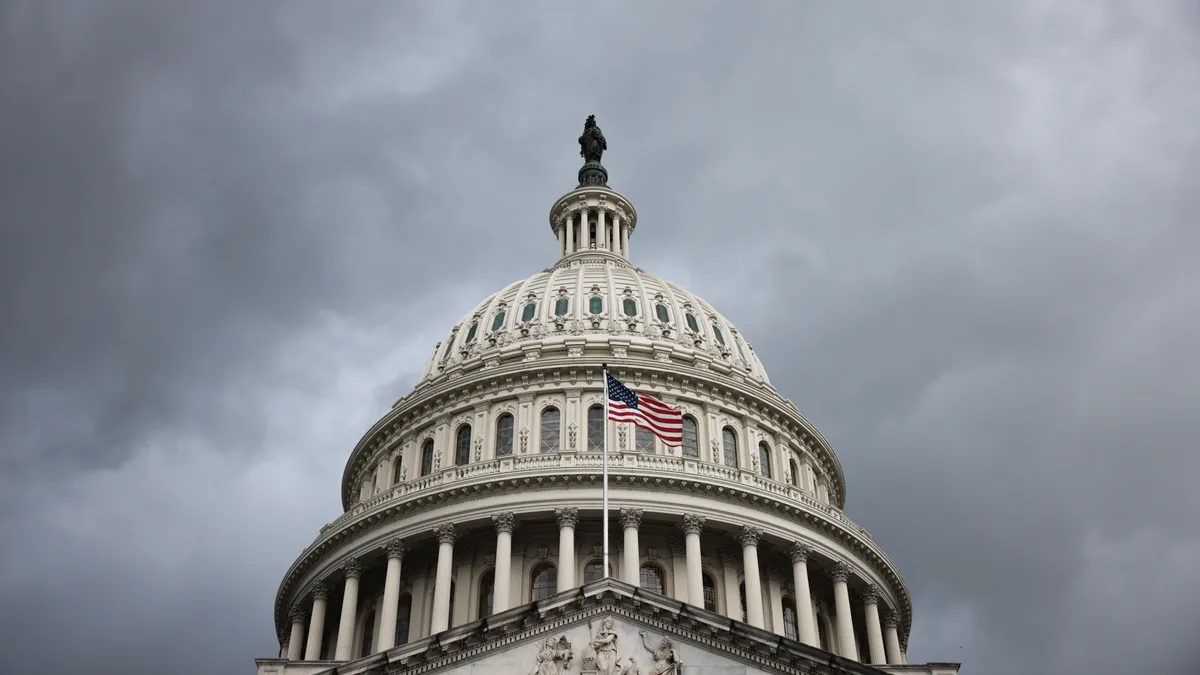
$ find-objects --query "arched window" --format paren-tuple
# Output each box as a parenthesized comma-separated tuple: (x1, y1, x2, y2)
(655, 303, 670, 323)
(623, 298, 638, 317)
(587, 406, 604, 452)
(584, 560, 611, 583)
(681, 416, 699, 458)
(782, 597, 799, 641)
(395, 593, 412, 646)
(635, 426, 655, 453)
(540, 408, 561, 453)
(478, 570, 495, 619)
(521, 302, 537, 323)
(739, 582, 747, 623)
(495, 413, 514, 457)
(702, 574, 717, 612)
(420, 439, 435, 476)
(455, 425, 472, 466)
(531, 563, 557, 602)
(789, 458, 800, 486)
(490, 310, 506, 332)
(712, 324, 726, 346)
(589, 296, 603, 315)
(360, 608, 376, 657)
(392, 459, 404, 484)
(722, 427, 738, 468)
(464, 321, 478, 344)
(685, 312, 700, 333)
(758, 441, 772, 478)
(554, 297, 569, 317)
(640, 564, 665, 594)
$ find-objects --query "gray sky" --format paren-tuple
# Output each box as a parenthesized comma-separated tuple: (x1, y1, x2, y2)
(2, 1, 1198, 673)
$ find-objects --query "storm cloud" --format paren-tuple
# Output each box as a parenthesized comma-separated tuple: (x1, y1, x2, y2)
(2, 1, 1198, 673)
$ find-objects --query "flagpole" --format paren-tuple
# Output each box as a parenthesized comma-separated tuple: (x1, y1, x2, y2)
(602, 362, 610, 579)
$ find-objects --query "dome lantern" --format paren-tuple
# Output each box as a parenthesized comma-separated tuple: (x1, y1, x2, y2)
(550, 115, 638, 262)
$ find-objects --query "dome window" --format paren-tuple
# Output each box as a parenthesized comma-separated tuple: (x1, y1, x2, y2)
(655, 303, 670, 323)
(521, 302, 537, 323)
(622, 298, 637, 317)
(464, 321, 478, 344)
(554, 297, 569, 317)
(681, 416, 699, 458)
(712, 324, 726, 346)
(490, 311, 506, 332)
(589, 296, 603, 315)
(685, 312, 700, 333)
(735, 336, 747, 361)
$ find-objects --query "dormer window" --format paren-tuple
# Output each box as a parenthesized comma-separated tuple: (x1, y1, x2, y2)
(589, 296, 603, 314)
(712, 324, 726, 346)
(554, 297, 569, 317)
(655, 303, 670, 323)
(490, 311, 506, 332)
(521, 302, 537, 322)
(464, 321, 479, 344)
(685, 313, 700, 332)
(623, 298, 638, 317)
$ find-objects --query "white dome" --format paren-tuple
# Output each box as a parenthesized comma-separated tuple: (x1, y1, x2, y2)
(418, 252, 771, 385)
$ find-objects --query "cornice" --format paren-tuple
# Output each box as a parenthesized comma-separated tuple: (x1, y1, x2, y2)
(276, 457, 910, 646)
(344, 357, 846, 509)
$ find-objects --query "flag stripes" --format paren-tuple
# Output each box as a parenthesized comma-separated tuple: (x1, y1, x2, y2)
(606, 373, 684, 446)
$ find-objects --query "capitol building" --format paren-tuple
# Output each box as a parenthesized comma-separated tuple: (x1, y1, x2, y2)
(255, 118, 963, 675)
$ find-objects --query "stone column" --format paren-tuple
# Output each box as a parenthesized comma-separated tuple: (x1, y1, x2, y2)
(565, 213, 575, 254)
(430, 524, 456, 633)
(581, 208, 591, 249)
(557, 222, 565, 257)
(831, 562, 858, 661)
(556, 508, 578, 592)
(740, 526, 766, 628)
(304, 582, 329, 660)
(612, 214, 622, 256)
(789, 543, 819, 647)
(621, 223, 630, 258)
(597, 209, 607, 250)
(883, 609, 903, 664)
(334, 559, 363, 661)
(376, 539, 407, 652)
(620, 508, 643, 586)
(286, 607, 307, 660)
(681, 515, 705, 608)
(492, 513, 516, 613)
(862, 585, 887, 664)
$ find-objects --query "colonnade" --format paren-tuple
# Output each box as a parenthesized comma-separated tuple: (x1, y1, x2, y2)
(556, 206, 630, 259)
(284, 510, 906, 666)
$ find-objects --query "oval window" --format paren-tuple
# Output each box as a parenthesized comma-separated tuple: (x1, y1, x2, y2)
(589, 297, 603, 315)
(554, 297, 569, 317)
(623, 298, 637, 317)
(491, 311, 506, 332)
(685, 313, 699, 332)
(655, 303, 670, 323)
(464, 322, 478, 344)
(712, 325, 726, 346)
(521, 302, 537, 322)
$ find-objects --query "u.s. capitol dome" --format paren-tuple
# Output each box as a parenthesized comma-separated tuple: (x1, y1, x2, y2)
(256, 118, 962, 675)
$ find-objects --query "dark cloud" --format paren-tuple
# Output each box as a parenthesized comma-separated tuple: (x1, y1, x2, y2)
(1, 1, 1198, 674)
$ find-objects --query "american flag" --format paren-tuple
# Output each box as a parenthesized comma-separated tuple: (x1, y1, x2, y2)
(606, 373, 683, 446)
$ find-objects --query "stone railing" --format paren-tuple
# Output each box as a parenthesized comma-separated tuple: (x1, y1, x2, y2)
(316, 451, 871, 545)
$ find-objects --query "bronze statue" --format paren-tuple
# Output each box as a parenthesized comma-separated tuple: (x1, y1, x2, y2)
(579, 115, 607, 163)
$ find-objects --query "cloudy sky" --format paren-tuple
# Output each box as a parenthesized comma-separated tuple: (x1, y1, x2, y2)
(2, 1, 1198, 673)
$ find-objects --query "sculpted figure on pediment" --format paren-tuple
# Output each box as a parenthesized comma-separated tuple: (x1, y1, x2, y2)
(582, 617, 619, 674)
(530, 636, 574, 675)
(638, 630, 680, 675)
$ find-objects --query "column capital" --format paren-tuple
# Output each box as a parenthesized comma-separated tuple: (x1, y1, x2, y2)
(385, 538, 408, 561)
(555, 507, 580, 528)
(619, 508, 643, 530)
(492, 512, 517, 534)
(288, 606, 309, 624)
(862, 584, 880, 605)
(883, 609, 900, 628)
(680, 514, 706, 535)
(310, 581, 329, 601)
(830, 561, 851, 583)
(435, 523, 457, 545)
(789, 542, 813, 563)
(341, 558, 363, 580)
(739, 525, 763, 547)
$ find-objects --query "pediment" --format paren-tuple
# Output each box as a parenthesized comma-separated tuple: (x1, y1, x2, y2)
(310, 579, 884, 675)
